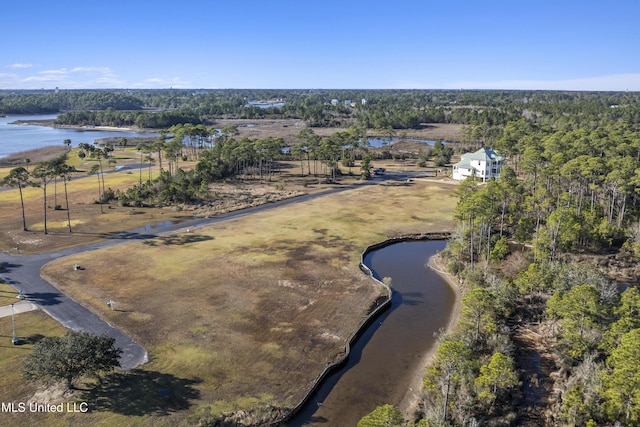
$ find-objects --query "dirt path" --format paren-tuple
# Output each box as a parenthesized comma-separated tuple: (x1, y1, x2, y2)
(512, 322, 556, 426)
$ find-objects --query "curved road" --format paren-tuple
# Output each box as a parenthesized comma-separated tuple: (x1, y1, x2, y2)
(0, 171, 416, 370)
(0, 244, 149, 369)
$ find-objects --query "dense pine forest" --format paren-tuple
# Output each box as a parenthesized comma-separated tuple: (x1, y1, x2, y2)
(413, 139, 640, 425)
(4, 88, 640, 426)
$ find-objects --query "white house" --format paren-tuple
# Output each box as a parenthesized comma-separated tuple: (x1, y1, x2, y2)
(452, 147, 504, 181)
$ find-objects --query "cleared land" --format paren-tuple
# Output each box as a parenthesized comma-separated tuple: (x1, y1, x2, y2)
(32, 180, 458, 425)
(0, 122, 462, 425)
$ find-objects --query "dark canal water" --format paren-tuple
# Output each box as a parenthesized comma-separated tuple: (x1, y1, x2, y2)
(284, 240, 456, 426)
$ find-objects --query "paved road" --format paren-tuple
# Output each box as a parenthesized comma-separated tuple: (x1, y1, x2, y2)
(0, 171, 416, 370)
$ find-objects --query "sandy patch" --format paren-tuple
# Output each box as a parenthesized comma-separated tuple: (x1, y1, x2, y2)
(397, 253, 463, 419)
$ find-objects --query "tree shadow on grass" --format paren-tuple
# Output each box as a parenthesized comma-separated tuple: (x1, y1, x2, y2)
(381, 181, 414, 187)
(142, 234, 214, 247)
(81, 369, 201, 416)
(21, 333, 46, 345)
(2, 333, 46, 346)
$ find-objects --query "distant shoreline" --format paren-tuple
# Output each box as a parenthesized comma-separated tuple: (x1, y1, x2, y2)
(0, 145, 69, 166)
(10, 119, 155, 134)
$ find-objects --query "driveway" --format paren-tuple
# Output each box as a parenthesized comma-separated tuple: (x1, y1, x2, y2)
(1, 248, 149, 370)
(0, 300, 38, 318)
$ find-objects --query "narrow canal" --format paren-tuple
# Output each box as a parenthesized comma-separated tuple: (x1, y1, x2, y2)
(284, 240, 457, 426)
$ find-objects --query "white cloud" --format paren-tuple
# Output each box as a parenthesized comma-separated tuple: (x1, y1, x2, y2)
(23, 75, 63, 83)
(0, 66, 129, 89)
(1, 63, 194, 89)
(94, 74, 127, 88)
(39, 69, 70, 76)
(7, 63, 34, 69)
(68, 67, 125, 88)
(71, 67, 111, 73)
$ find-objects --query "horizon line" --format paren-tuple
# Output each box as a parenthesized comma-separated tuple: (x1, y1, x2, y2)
(1, 87, 639, 93)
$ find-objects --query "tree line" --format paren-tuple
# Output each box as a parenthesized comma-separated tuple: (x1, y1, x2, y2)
(55, 108, 202, 129)
(0, 91, 142, 114)
(6, 89, 640, 132)
(117, 126, 375, 207)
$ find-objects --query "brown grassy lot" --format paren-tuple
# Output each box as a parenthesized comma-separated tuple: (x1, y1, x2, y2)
(0, 148, 354, 254)
(34, 180, 458, 426)
(0, 150, 194, 254)
(0, 137, 452, 255)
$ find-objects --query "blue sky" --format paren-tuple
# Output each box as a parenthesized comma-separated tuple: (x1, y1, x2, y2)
(2, 0, 639, 90)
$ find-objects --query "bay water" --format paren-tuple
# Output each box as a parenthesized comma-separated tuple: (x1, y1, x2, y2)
(0, 114, 154, 158)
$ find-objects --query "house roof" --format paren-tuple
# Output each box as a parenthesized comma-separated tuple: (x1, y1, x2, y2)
(453, 157, 472, 169)
(453, 147, 503, 167)
(466, 147, 503, 162)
